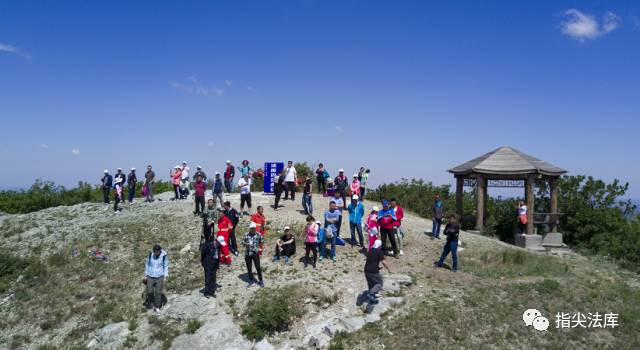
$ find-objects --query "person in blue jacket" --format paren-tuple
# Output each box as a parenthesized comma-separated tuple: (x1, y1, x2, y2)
(348, 195, 365, 248)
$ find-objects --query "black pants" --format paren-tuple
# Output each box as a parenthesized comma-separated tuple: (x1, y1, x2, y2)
(305, 242, 318, 266)
(360, 187, 366, 199)
(173, 184, 180, 199)
(274, 189, 282, 208)
(240, 193, 252, 210)
(518, 222, 527, 234)
(103, 187, 110, 204)
(229, 228, 238, 253)
(245, 255, 263, 282)
(380, 227, 398, 255)
(365, 272, 384, 294)
(317, 177, 326, 193)
(284, 181, 296, 200)
(195, 195, 205, 213)
(339, 190, 347, 209)
(114, 193, 121, 212)
(275, 243, 296, 257)
(203, 263, 218, 295)
(224, 178, 233, 193)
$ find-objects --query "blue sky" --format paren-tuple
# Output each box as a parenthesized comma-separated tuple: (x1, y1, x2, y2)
(1, 0, 639, 196)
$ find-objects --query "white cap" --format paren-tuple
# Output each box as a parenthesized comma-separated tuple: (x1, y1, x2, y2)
(339, 168, 344, 172)
(117, 167, 122, 171)
(215, 172, 221, 175)
(197, 165, 202, 169)
(352, 195, 359, 200)
(353, 174, 358, 177)
(182, 161, 187, 164)
(372, 206, 379, 211)
(175, 165, 180, 168)
(373, 239, 382, 249)
(249, 222, 257, 228)
(104, 169, 108, 173)
(217, 236, 226, 246)
(284, 226, 290, 231)
(131, 168, 135, 171)
(226, 160, 231, 163)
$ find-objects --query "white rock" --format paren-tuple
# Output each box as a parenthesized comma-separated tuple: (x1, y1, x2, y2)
(180, 244, 191, 253)
(255, 338, 275, 350)
(87, 322, 130, 350)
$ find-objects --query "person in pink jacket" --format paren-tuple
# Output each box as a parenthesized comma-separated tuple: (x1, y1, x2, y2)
(304, 215, 319, 268)
(171, 166, 182, 200)
(365, 206, 379, 251)
(350, 174, 361, 197)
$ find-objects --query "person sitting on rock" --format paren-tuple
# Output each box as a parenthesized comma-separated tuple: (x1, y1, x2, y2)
(273, 226, 296, 263)
(364, 239, 392, 305)
(144, 244, 169, 313)
(434, 215, 460, 272)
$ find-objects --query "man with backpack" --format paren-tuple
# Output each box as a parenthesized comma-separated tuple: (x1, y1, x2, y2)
(127, 168, 137, 203)
(101, 170, 113, 205)
(224, 160, 235, 193)
(193, 165, 207, 182)
(223, 201, 240, 256)
(200, 234, 221, 298)
(144, 244, 169, 313)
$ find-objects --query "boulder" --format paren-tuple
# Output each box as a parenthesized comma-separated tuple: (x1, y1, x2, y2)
(87, 322, 130, 350)
(255, 338, 275, 350)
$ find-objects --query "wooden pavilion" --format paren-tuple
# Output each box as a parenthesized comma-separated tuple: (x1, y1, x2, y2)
(448, 147, 567, 239)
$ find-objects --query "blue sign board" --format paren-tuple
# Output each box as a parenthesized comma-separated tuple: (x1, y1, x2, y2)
(263, 162, 284, 193)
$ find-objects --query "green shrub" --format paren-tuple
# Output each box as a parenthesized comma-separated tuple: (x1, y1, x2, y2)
(186, 319, 202, 334)
(242, 285, 306, 339)
(534, 279, 560, 294)
(0, 251, 46, 293)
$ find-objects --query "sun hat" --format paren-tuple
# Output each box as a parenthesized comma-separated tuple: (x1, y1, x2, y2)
(249, 222, 257, 228)
(352, 195, 359, 200)
(372, 206, 379, 211)
(339, 168, 344, 172)
(284, 226, 290, 231)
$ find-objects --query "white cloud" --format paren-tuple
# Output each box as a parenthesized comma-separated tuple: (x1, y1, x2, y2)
(560, 9, 622, 42)
(170, 77, 228, 97)
(335, 125, 343, 133)
(0, 42, 31, 59)
(71, 148, 80, 155)
(38, 144, 49, 149)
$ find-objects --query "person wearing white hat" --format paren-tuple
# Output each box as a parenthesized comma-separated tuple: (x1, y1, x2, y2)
(192, 165, 207, 182)
(365, 206, 380, 251)
(127, 168, 137, 203)
(364, 239, 392, 305)
(212, 172, 224, 207)
(273, 226, 296, 264)
(101, 170, 113, 205)
(171, 165, 182, 200)
(334, 169, 348, 210)
(243, 221, 265, 287)
(224, 160, 235, 193)
(348, 194, 365, 248)
(180, 161, 191, 194)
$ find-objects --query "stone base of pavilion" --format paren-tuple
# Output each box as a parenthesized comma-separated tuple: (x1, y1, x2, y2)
(514, 234, 546, 251)
(541, 231, 568, 248)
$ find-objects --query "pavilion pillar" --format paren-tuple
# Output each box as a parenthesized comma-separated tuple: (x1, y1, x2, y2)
(549, 177, 559, 232)
(456, 176, 464, 220)
(526, 174, 535, 235)
(483, 176, 489, 225)
(475, 174, 485, 232)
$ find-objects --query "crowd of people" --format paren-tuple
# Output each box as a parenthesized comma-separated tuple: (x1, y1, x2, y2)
(101, 160, 460, 312)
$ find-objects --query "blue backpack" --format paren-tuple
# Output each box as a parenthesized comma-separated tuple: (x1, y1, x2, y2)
(317, 225, 326, 243)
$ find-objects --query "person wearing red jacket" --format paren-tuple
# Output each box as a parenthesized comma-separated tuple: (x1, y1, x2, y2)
(251, 206, 267, 256)
(390, 199, 405, 256)
(377, 200, 399, 258)
(193, 175, 207, 215)
(217, 215, 234, 264)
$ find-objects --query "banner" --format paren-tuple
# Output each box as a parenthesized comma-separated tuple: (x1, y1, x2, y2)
(263, 162, 284, 194)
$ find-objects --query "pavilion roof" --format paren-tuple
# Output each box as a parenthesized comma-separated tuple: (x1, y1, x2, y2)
(448, 146, 567, 177)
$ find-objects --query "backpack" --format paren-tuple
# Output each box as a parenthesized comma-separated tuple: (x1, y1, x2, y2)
(317, 225, 326, 243)
(147, 252, 167, 266)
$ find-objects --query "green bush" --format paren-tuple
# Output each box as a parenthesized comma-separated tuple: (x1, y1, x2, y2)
(186, 319, 202, 334)
(0, 250, 46, 293)
(241, 285, 305, 340)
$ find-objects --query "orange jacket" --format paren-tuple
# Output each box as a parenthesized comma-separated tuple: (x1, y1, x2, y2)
(251, 213, 266, 236)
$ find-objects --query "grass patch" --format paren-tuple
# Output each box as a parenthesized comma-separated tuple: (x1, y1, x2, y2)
(149, 316, 181, 350)
(0, 250, 46, 293)
(241, 284, 307, 340)
(186, 319, 202, 334)
(465, 248, 571, 278)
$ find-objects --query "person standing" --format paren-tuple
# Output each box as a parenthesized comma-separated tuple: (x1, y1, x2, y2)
(322, 201, 341, 262)
(200, 234, 220, 298)
(127, 168, 137, 203)
(243, 222, 265, 287)
(224, 160, 235, 193)
(360, 169, 370, 200)
(114, 168, 126, 212)
(171, 166, 182, 200)
(304, 215, 319, 268)
(273, 226, 296, 264)
(216, 214, 234, 265)
(302, 178, 313, 215)
(390, 199, 405, 256)
(223, 201, 240, 256)
(144, 165, 156, 202)
(331, 192, 344, 236)
(193, 166, 207, 182)
(101, 170, 113, 205)
(315, 163, 327, 194)
(334, 169, 348, 210)
(432, 194, 445, 239)
(193, 175, 207, 215)
(180, 161, 190, 191)
(365, 206, 380, 251)
(144, 244, 169, 313)
(238, 160, 252, 177)
(237, 174, 253, 215)
(273, 171, 285, 210)
(364, 239, 392, 305)
(202, 199, 218, 242)
(283, 161, 297, 201)
(517, 201, 528, 235)
(348, 195, 365, 248)
(251, 206, 267, 256)
(212, 172, 224, 207)
(377, 200, 399, 258)
(350, 174, 361, 197)
(435, 216, 460, 272)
